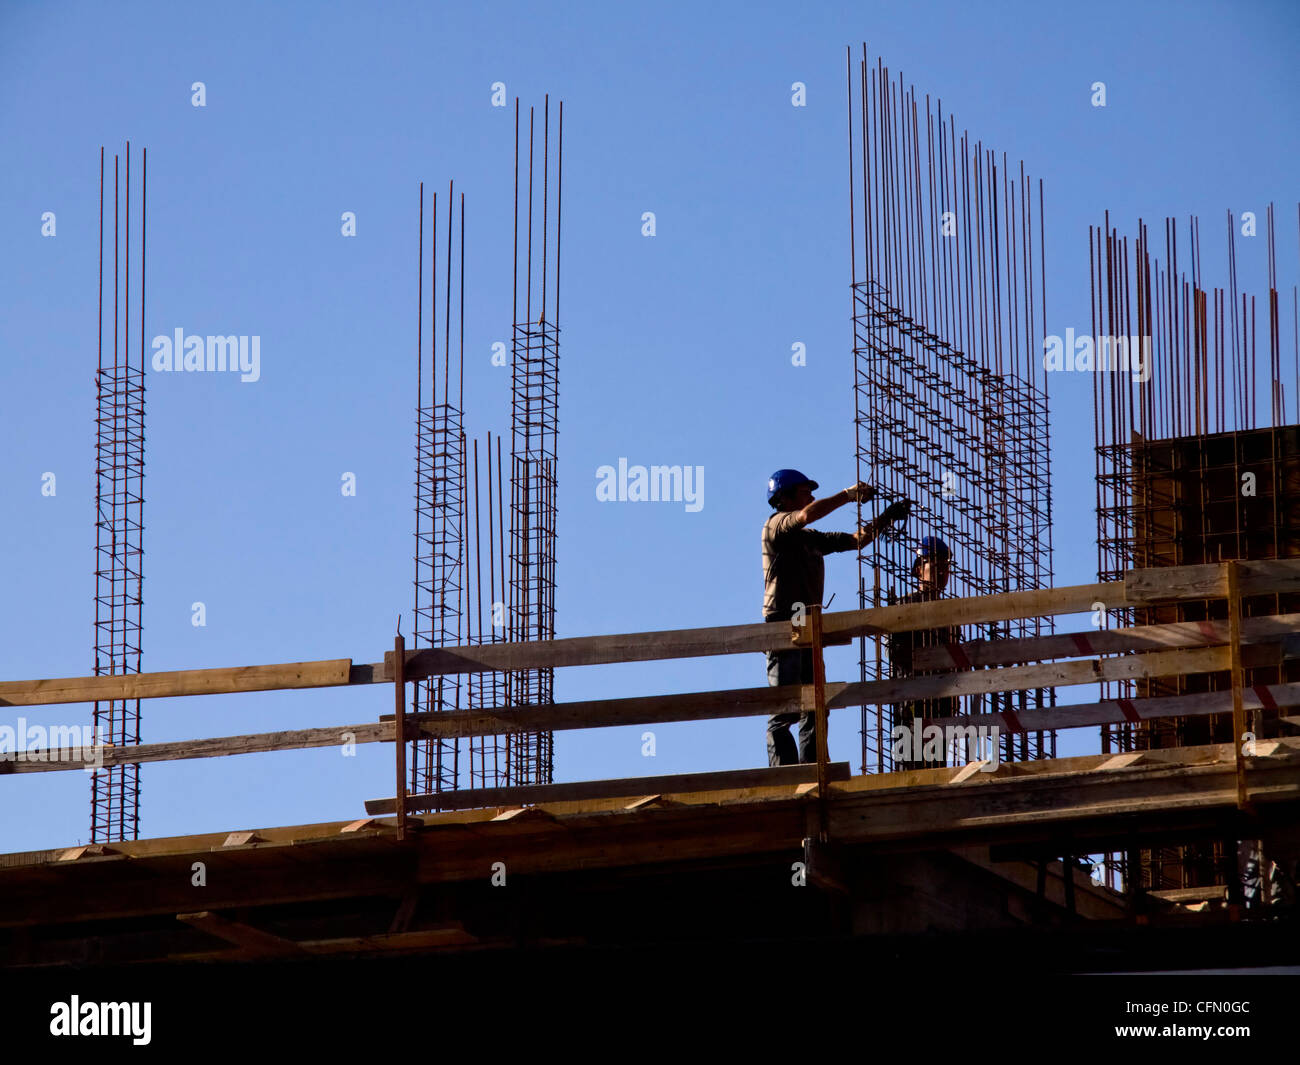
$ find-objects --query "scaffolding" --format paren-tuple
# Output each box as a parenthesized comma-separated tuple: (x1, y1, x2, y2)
(92, 144, 147, 844)
(846, 48, 1054, 773)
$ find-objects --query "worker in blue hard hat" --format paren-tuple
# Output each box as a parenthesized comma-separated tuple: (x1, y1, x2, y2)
(888, 534, 963, 771)
(762, 469, 905, 766)
(911, 536, 951, 582)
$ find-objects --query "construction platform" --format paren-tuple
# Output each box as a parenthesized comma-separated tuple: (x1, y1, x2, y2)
(4, 559, 1300, 970)
(2, 737, 1298, 968)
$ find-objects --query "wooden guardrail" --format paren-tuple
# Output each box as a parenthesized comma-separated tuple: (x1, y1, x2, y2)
(3, 559, 1300, 821)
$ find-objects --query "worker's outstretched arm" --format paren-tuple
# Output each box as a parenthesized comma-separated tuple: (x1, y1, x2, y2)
(798, 481, 874, 525)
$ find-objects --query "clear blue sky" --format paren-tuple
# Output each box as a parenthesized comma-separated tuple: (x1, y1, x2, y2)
(1, 0, 1297, 851)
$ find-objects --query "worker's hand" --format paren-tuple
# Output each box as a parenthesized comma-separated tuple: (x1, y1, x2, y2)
(873, 498, 913, 532)
(855, 499, 911, 548)
(844, 482, 876, 504)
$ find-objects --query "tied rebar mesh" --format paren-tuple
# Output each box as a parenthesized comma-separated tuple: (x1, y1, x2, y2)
(411, 98, 563, 796)
(490, 96, 563, 788)
(506, 320, 559, 785)
(412, 404, 464, 795)
(1091, 207, 1300, 891)
(412, 184, 467, 798)
(846, 48, 1055, 774)
(467, 435, 511, 788)
(92, 144, 147, 844)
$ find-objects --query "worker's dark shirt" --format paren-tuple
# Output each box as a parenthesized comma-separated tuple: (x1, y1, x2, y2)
(762, 509, 856, 619)
(888, 587, 963, 768)
(887, 588, 962, 682)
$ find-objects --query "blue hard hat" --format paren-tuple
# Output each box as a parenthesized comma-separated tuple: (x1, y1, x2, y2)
(915, 535, 951, 563)
(767, 469, 818, 507)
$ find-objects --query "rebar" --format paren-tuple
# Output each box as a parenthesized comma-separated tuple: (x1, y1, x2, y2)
(411, 183, 467, 796)
(1092, 204, 1300, 890)
(92, 143, 147, 843)
(847, 47, 1055, 773)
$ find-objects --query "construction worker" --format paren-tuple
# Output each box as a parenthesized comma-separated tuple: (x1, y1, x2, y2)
(762, 470, 889, 766)
(888, 535, 962, 771)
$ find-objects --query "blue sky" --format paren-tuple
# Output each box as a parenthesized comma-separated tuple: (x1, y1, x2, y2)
(1, 0, 1297, 851)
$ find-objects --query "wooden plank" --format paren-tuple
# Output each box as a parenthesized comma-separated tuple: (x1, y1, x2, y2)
(1147, 885, 1227, 904)
(926, 682, 1300, 734)
(911, 613, 1300, 672)
(1097, 753, 1149, 771)
(0, 722, 391, 774)
(834, 645, 1236, 707)
(819, 582, 1119, 644)
(56, 844, 118, 861)
(490, 807, 557, 823)
(948, 761, 991, 783)
(0, 659, 354, 708)
(386, 683, 851, 737)
(1124, 562, 1227, 604)
(1125, 558, 1300, 604)
(389, 618, 805, 680)
(176, 910, 304, 956)
(364, 762, 853, 814)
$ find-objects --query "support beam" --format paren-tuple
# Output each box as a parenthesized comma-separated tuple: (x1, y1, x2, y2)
(176, 911, 304, 957)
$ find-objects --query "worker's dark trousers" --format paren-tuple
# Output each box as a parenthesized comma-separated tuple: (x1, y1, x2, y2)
(891, 698, 956, 771)
(765, 646, 817, 766)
